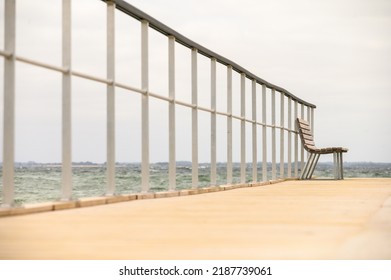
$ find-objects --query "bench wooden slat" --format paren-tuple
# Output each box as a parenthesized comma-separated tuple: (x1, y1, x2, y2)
(297, 118, 309, 125)
(300, 128, 313, 137)
(299, 122, 311, 129)
(305, 145, 316, 150)
(304, 139, 315, 146)
(302, 134, 314, 141)
(298, 125, 311, 133)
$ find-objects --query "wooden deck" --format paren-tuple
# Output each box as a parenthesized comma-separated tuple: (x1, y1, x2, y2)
(0, 178, 390, 260)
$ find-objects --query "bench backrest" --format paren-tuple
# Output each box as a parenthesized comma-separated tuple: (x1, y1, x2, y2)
(296, 118, 317, 152)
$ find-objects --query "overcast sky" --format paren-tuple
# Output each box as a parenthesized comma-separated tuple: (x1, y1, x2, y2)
(1, 0, 390, 163)
(127, 0, 391, 163)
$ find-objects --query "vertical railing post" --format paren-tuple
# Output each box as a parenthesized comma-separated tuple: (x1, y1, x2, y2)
(287, 97, 292, 178)
(61, 0, 72, 200)
(262, 84, 267, 182)
(168, 36, 176, 190)
(106, 0, 116, 195)
(311, 107, 315, 137)
(141, 20, 150, 192)
(226, 66, 233, 184)
(306, 106, 311, 160)
(2, 0, 16, 207)
(251, 80, 257, 183)
(280, 92, 284, 178)
(300, 104, 305, 171)
(240, 73, 246, 183)
(271, 89, 276, 180)
(191, 48, 198, 188)
(210, 58, 217, 186)
(294, 101, 298, 177)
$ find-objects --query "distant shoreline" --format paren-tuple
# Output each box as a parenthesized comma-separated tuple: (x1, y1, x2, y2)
(3, 161, 391, 167)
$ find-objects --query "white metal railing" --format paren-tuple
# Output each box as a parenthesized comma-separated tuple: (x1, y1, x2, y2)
(0, 0, 316, 207)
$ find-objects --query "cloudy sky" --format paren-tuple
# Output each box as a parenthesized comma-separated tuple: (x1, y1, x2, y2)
(1, 0, 390, 163)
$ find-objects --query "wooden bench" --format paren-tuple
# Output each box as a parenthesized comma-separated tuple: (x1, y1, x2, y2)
(296, 118, 348, 180)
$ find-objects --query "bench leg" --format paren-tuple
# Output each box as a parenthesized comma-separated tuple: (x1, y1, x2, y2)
(300, 153, 320, 179)
(333, 152, 344, 180)
(339, 152, 344, 179)
(300, 153, 315, 179)
(333, 152, 338, 180)
(308, 153, 320, 179)
(337, 152, 341, 179)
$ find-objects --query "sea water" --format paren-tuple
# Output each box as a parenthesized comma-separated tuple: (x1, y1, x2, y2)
(0, 162, 390, 205)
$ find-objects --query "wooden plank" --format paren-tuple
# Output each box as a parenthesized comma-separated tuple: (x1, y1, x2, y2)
(297, 118, 310, 126)
(304, 139, 316, 146)
(301, 133, 313, 140)
(298, 121, 311, 129)
(300, 126, 311, 134)
(305, 145, 317, 151)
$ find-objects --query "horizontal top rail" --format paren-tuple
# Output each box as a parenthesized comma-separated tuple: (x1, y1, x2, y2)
(102, 0, 316, 108)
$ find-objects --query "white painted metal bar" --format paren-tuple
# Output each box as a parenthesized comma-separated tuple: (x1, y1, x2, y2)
(13, 54, 141, 95)
(175, 100, 193, 109)
(211, 58, 217, 186)
(115, 81, 144, 95)
(0, 50, 11, 58)
(191, 48, 198, 188)
(149, 91, 171, 102)
(306, 105, 311, 160)
(16, 55, 67, 73)
(294, 101, 299, 177)
(232, 115, 244, 121)
(252, 80, 257, 183)
(0, 51, 172, 102)
(271, 89, 276, 180)
(287, 97, 292, 178)
(72, 69, 114, 85)
(2, 0, 16, 207)
(300, 104, 305, 171)
(106, 0, 116, 195)
(168, 35, 176, 190)
(262, 84, 267, 182)
(198, 105, 213, 113)
(226, 66, 233, 184)
(216, 110, 230, 117)
(311, 107, 314, 137)
(141, 20, 150, 192)
(279, 91, 285, 178)
(61, 0, 72, 200)
(240, 73, 246, 183)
